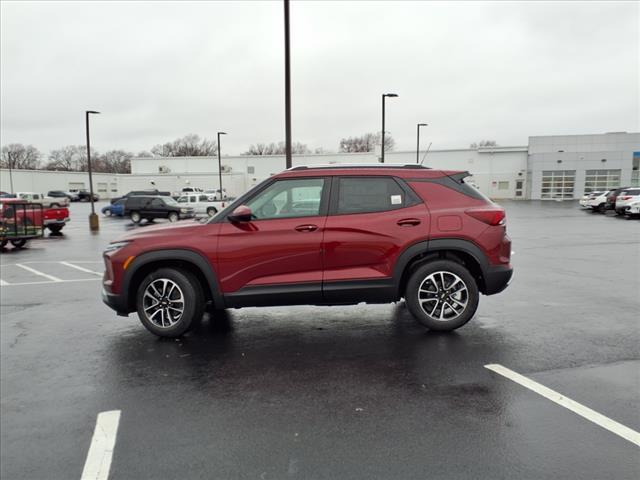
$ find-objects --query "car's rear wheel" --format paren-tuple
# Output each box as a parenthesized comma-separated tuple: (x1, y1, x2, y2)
(207, 207, 217, 216)
(136, 268, 204, 337)
(405, 260, 479, 331)
(130, 211, 141, 223)
(168, 212, 179, 222)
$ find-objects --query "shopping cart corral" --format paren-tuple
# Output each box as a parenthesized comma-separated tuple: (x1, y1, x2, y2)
(0, 199, 44, 249)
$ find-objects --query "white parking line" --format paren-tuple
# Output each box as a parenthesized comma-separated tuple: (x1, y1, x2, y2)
(81, 410, 121, 480)
(485, 364, 640, 447)
(15, 263, 63, 282)
(0, 278, 101, 287)
(0, 279, 8, 286)
(60, 261, 102, 276)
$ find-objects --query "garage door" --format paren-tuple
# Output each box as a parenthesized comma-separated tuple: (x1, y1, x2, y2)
(541, 170, 575, 199)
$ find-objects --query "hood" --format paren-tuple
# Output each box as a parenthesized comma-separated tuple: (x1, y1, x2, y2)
(117, 220, 207, 241)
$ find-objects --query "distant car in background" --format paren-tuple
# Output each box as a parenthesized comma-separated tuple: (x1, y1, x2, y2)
(111, 189, 170, 204)
(124, 195, 195, 223)
(579, 191, 606, 208)
(177, 193, 226, 216)
(47, 190, 74, 202)
(624, 199, 640, 218)
(586, 190, 611, 212)
(204, 188, 229, 200)
(102, 198, 126, 217)
(614, 188, 640, 214)
(68, 189, 99, 202)
(16, 191, 69, 208)
(604, 187, 630, 212)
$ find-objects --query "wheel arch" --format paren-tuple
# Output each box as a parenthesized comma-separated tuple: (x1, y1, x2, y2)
(122, 249, 223, 312)
(395, 239, 489, 297)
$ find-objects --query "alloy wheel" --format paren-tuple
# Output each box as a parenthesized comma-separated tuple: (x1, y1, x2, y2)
(142, 279, 185, 328)
(417, 271, 469, 321)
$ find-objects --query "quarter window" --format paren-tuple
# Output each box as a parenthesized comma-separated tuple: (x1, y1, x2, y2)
(245, 178, 325, 220)
(337, 177, 406, 214)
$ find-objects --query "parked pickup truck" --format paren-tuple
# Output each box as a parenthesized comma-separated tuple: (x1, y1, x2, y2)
(44, 206, 70, 233)
(16, 192, 70, 208)
(176, 193, 228, 216)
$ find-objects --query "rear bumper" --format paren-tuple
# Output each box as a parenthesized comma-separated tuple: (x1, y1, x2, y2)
(483, 265, 513, 295)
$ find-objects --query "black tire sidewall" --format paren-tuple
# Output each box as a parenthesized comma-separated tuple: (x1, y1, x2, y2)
(136, 268, 204, 338)
(405, 260, 479, 331)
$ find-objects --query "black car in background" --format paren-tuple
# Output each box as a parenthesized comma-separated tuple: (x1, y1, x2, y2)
(124, 195, 194, 223)
(47, 190, 73, 201)
(111, 189, 171, 204)
(76, 189, 99, 202)
(604, 186, 631, 212)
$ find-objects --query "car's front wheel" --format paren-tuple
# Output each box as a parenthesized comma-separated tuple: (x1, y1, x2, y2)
(168, 212, 179, 222)
(103, 208, 112, 217)
(405, 260, 479, 331)
(136, 268, 205, 337)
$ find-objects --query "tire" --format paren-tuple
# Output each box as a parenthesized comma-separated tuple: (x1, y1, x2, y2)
(130, 211, 141, 223)
(405, 260, 479, 332)
(598, 203, 606, 213)
(48, 225, 63, 234)
(10, 239, 28, 249)
(103, 209, 112, 217)
(207, 207, 217, 217)
(168, 212, 179, 222)
(136, 268, 205, 338)
(50, 203, 60, 208)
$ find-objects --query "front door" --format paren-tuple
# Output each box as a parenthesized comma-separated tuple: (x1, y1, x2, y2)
(216, 177, 329, 307)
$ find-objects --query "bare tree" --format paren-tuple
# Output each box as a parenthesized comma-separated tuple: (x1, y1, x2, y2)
(151, 134, 217, 157)
(244, 141, 310, 155)
(339, 132, 394, 153)
(99, 150, 132, 173)
(470, 140, 498, 149)
(1, 144, 41, 170)
(45, 145, 98, 171)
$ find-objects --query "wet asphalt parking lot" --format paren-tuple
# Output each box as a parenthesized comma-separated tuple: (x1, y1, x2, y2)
(1, 201, 638, 480)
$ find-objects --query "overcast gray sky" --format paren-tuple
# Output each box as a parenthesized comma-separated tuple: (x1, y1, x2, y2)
(1, 0, 638, 156)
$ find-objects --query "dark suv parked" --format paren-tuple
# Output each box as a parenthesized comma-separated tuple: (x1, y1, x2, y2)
(103, 165, 512, 337)
(124, 195, 195, 223)
(111, 189, 171, 205)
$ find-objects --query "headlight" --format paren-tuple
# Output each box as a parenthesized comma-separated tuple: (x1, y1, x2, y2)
(104, 241, 130, 253)
(180, 208, 188, 213)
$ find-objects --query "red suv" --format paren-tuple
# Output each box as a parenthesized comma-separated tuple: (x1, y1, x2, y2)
(103, 165, 512, 337)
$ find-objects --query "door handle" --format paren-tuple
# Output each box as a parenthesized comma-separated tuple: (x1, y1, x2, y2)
(295, 224, 318, 232)
(397, 218, 421, 226)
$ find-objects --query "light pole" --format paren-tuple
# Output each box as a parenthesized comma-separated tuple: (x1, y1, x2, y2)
(7, 159, 13, 193)
(381, 93, 398, 163)
(217, 132, 227, 200)
(284, 0, 292, 169)
(416, 123, 428, 163)
(85, 110, 100, 232)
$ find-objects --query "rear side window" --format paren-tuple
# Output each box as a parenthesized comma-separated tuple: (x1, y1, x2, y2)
(199, 195, 208, 202)
(336, 177, 407, 214)
(620, 189, 640, 195)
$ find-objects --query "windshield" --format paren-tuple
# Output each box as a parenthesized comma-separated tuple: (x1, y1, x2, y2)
(163, 197, 179, 206)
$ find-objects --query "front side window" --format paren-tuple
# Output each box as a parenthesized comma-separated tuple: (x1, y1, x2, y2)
(245, 178, 325, 220)
(150, 198, 164, 207)
(337, 177, 406, 214)
(177, 197, 188, 203)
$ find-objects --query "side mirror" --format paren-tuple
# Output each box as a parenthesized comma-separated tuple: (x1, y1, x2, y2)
(228, 205, 252, 223)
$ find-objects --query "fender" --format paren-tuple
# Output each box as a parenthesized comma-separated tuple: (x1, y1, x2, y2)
(121, 248, 223, 310)
(392, 238, 490, 296)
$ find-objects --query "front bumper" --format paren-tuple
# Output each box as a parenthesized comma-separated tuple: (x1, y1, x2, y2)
(102, 287, 130, 316)
(483, 265, 513, 295)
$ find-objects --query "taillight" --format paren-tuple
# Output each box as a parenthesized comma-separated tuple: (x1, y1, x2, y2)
(619, 196, 632, 201)
(465, 208, 506, 226)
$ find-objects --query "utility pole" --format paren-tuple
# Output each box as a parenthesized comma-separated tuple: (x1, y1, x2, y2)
(284, 0, 292, 169)
(86, 110, 100, 232)
(217, 132, 227, 200)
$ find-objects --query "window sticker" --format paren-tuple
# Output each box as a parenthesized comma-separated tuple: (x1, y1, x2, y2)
(390, 194, 402, 205)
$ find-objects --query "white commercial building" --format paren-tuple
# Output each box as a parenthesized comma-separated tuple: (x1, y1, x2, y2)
(1, 132, 637, 201)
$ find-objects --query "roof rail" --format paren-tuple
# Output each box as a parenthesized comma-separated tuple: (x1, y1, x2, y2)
(288, 163, 430, 170)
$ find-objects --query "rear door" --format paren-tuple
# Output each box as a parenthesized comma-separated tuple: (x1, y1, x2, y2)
(216, 177, 329, 306)
(322, 176, 430, 302)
